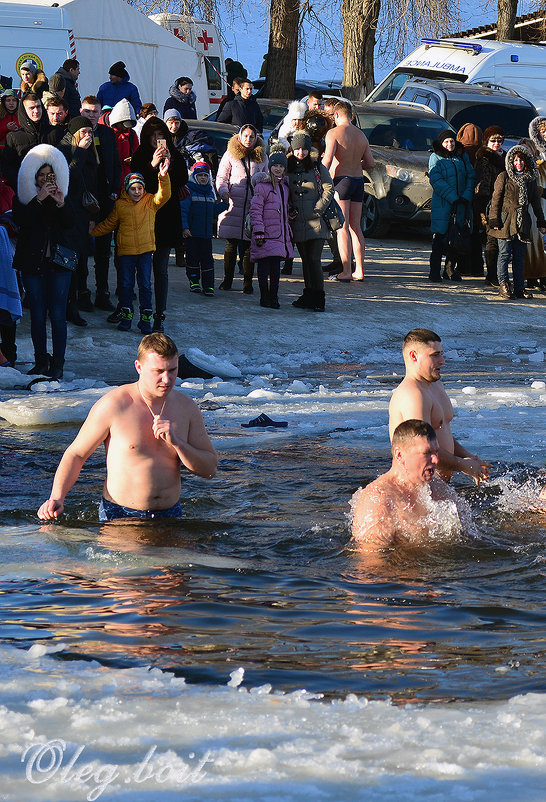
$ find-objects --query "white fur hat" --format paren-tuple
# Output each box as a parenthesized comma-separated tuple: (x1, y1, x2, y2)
(17, 144, 70, 205)
(287, 100, 307, 120)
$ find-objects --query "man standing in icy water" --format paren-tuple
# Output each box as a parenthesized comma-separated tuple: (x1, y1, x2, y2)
(352, 420, 467, 548)
(38, 334, 217, 522)
(389, 328, 490, 485)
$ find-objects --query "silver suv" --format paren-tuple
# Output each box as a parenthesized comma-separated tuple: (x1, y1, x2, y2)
(393, 79, 538, 147)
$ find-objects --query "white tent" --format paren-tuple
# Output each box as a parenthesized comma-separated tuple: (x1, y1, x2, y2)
(0, 0, 209, 114)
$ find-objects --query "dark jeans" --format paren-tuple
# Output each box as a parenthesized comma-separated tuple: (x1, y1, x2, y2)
(484, 234, 499, 281)
(185, 237, 214, 289)
(91, 232, 113, 295)
(153, 244, 172, 314)
(118, 252, 153, 311)
(497, 236, 527, 292)
(0, 310, 16, 364)
(296, 239, 325, 292)
(257, 256, 281, 299)
(23, 266, 71, 358)
(223, 239, 252, 287)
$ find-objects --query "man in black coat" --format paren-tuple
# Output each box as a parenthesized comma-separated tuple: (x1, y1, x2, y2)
(1, 93, 53, 189)
(79, 94, 122, 311)
(217, 80, 263, 132)
(53, 60, 82, 118)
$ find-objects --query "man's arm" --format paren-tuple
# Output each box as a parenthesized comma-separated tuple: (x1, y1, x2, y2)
(37, 396, 113, 519)
(352, 486, 395, 550)
(322, 130, 337, 173)
(152, 398, 218, 479)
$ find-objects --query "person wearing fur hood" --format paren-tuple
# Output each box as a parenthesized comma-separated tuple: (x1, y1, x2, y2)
(526, 116, 546, 289)
(11, 144, 73, 379)
(216, 125, 268, 292)
(474, 126, 507, 286)
(428, 129, 475, 282)
(277, 100, 307, 150)
(249, 147, 293, 308)
(19, 59, 48, 99)
(489, 144, 546, 300)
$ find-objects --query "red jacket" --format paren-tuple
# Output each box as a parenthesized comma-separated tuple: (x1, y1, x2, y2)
(0, 112, 21, 150)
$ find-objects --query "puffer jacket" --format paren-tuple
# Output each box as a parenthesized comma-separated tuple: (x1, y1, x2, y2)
(97, 74, 142, 115)
(216, 135, 267, 241)
(0, 111, 20, 150)
(249, 173, 293, 261)
(180, 176, 222, 239)
(163, 85, 197, 120)
(474, 146, 506, 223)
(488, 145, 546, 241)
(286, 155, 334, 242)
(428, 140, 475, 234)
(90, 173, 171, 255)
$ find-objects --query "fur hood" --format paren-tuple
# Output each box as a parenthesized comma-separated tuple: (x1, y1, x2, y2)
(169, 84, 197, 106)
(17, 143, 70, 205)
(529, 115, 546, 157)
(251, 172, 288, 188)
(432, 139, 465, 159)
(109, 98, 136, 127)
(227, 134, 265, 163)
(476, 145, 506, 167)
(505, 144, 537, 181)
(20, 70, 48, 95)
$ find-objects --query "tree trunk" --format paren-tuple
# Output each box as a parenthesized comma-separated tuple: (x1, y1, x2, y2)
(342, 0, 381, 100)
(496, 0, 518, 40)
(263, 0, 299, 99)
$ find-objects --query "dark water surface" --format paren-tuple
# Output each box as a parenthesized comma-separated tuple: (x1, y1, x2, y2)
(0, 421, 545, 704)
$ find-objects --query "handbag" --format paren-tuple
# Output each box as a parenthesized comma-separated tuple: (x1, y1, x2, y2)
(313, 167, 345, 232)
(82, 189, 101, 218)
(445, 201, 472, 255)
(51, 243, 78, 272)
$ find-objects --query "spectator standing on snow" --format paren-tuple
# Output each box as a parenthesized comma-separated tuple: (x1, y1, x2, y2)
(163, 77, 197, 121)
(217, 80, 263, 133)
(97, 61, 142, 116)
(53, 60, 81, 118)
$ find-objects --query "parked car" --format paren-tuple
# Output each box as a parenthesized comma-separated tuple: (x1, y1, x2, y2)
(185, 119, 238, 159)
(392, 79, 538, 149)
(353, 101, 455, 237)
(204, 98, 288, 144)
(252, 78, 344, 99)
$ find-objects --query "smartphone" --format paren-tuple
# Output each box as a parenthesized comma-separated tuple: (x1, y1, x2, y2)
(46, 172, 56, 187)
(157, 138, 167, 150)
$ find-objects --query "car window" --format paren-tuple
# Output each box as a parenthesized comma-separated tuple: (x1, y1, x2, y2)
(357, 112, 450, 151)
(205, 57, 222, 91)
(371, 72, 416, 101)
(259, 104, 288, 130)
(448, 102, 536, 139)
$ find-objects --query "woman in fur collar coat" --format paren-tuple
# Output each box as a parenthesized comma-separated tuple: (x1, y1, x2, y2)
(526, 117, 546, 289)
(489, 144, 546, 300)
(12, 144, 73, 379)
(428, 130, 475, 282)
(474, 125, 507, 286)
(216, 125, 268, 292)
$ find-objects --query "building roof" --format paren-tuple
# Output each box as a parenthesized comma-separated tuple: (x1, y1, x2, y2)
(451, 10, 546, 42)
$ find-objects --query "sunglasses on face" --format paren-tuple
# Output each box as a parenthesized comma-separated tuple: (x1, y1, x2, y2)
(489, 137, 504, 143)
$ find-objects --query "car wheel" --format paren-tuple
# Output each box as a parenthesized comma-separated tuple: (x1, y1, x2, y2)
(361, 193, 390, 238)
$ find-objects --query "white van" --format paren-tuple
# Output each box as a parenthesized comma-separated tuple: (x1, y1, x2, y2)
(149, 14, 225, 112)
(367, 38, 546, 114)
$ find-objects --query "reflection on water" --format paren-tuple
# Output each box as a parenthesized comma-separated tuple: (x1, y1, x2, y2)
(0, 425, 545, 703)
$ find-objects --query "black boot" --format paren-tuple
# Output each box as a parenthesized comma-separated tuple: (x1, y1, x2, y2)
(94, 291, 115, 311)
(243, 260, 254, 294)
(77, 289, 94, 312)
(312, 290, 325, 312)
(67, 302, 87, 327)
(48, 356, 64, 380)
(484, 251, 499, 287)
(28, 353, 50, 375)
(281, 259, 293, 275)
(152, 313, 165, 333)
(259, 282, 270, 308)
(107, 304, 122, 324)
(292, 288, 314, 309)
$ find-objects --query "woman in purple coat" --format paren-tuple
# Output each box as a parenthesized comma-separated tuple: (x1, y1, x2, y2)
(249, 148, 293, 308)
(216, 125, 268, 293)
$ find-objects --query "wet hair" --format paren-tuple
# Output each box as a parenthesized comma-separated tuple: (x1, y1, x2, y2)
(81, 95, 100, 108)
(391, 419, 437, 452)
(63, 59, 79, 71)
(333, 100, 352, 118)
(403, 328, 441, 352)
(137, 333, 178, 362)
(176, 76, 193, 87)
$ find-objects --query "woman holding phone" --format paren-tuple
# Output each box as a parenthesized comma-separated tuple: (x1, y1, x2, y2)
(131, 117, 188, 332)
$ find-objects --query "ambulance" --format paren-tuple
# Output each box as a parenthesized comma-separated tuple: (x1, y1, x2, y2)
(149, 14, 226, 110)
(366, 38, 546, 114)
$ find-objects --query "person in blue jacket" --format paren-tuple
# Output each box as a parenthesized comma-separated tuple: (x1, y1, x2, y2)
(428, 129, 475, 282)
(180, 161, 226, 295)
(97, 62, 142, 116)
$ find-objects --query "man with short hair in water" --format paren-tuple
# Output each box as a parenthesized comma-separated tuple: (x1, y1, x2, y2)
(389, 328, 490, 484)
(38, 334, 217, 522)
(352, 420, 463, 549)
(322, 100, 374, 282)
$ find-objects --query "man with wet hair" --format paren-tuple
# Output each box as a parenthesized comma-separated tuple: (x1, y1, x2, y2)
(38, 334, 217, 522)
(352, 419, 462, 548)
(389, 329, 490, 484)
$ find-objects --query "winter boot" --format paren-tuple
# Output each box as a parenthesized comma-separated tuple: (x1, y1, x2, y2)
(281, 259, 293, 275)
(513, 288, 533, 299)
(259, 281, 271, 308)
(107, 304, 122, 324)
(152, 313, 165, 333)
(292, 288, 314, 309)
(219, 262, 234, 291)
(484, 251, 499, 287)
(27, 353, 50, 375)
(77, 290, 94, 312)
(117, 307, 133, 331)
(48, 356, 64, 381)
(67, 302, 87, 327)
(312, 290, 325, 312)
(242, 261, 254, 294)
(202, 286, 214, 297)
(498, 281, 513, 300)
(137, 309, 153, 334)
(94, 291, 115, 311)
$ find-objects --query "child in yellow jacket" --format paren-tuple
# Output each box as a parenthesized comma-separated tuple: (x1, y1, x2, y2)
(91, 159, 171, 332)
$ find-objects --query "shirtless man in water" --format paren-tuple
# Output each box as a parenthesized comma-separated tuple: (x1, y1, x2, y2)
(389, 328, 490, 485)
(352, 420, 462, 549)
(38, 334, 217, 522)
(322, 100, 374, 282)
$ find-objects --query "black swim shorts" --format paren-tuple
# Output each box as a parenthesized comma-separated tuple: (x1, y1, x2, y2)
(333, 175, 365, 203)
(98, 497, 183, 522)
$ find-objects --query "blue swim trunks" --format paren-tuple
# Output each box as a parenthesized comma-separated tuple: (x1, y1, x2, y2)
(333, 175, 365, 203)
(99, 497, 183, 522)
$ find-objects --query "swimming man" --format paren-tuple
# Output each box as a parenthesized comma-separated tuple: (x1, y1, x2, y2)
(37, 333, 218, 522)
(322, 100, 374, 282)
(389, 328, 490, 485)
(352, 419, 464, 549)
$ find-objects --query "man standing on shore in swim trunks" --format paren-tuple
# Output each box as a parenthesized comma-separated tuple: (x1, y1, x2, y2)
(37, 334, 218, 522)
(352, 420, 466, 550)
(322, 100, 374, 282)
(389, 328, 490, 485)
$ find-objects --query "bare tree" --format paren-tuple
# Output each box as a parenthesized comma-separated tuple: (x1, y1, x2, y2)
(342, 0, 380, 99)
(496, 0, 518, 39)
(263, 0, 300, 98)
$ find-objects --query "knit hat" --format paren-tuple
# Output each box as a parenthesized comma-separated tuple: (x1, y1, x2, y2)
(20, 59, 38, 75)
(109, 61, 128, 79)
(124, 172, 145, 191)
(163, 108, 181, 123)
(268, 147, 287, 169)
(1, 89, 18, 99)
(287, 100, 307, 120)
(192, 160, 211, 175)
(437, 129, 456, 145)
(49, 73, 66, 94)
(68, 116, 92, 135)
(290, 131, 312, 152)
(483, 125, 505, 143)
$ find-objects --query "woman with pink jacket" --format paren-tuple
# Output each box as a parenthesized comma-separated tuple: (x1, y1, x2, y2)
(216, 124, 268, 293)
(249, 148, 293, 308)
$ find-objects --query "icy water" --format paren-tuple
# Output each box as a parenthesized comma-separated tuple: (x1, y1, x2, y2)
(0, 360, 545, 800)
